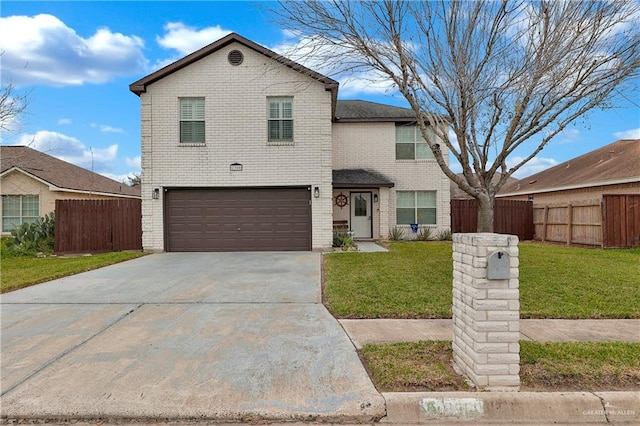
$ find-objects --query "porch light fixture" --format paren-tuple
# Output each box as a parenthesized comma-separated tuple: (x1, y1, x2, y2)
(152, 188, 160, 199)
(373, 194, 379, 203)
(314, 186, 320, 198)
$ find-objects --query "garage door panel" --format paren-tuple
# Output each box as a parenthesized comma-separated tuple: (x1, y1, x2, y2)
(165, 188, 311, 252)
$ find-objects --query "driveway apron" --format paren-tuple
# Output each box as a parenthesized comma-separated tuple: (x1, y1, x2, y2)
(0, 252, 385, 422)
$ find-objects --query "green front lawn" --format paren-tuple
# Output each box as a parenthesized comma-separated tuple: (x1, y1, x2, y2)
(324, 242, 640, 319)
(1, 251, 147, 293)
(361, 341, 640, 392)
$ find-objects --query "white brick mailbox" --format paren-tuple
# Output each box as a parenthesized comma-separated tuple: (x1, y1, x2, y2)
(452, 233, 520, 391)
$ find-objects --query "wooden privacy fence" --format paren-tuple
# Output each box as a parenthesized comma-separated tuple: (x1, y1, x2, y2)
(451, 199, 534, 240)
(535, 201, 602, 246)
(534, 194, 640, 248)
(55, 199, 142, 253)
(602, 194, 640, 248)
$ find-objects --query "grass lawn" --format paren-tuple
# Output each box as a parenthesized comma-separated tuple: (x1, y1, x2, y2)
(1, 250, 147, 293)
(324, 241, 640, 319)
(361, 341, 640, 392)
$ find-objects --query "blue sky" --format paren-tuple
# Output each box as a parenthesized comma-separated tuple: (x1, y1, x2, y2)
(1, 1, 639, 183)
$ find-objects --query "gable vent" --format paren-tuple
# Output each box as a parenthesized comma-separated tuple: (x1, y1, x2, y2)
(228, 50, 244, 66)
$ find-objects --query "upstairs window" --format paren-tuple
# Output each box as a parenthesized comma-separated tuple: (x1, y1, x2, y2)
(2, 195, 39, 232)
(267, 97, 293, 143)
(396, 124, 435, 160)
(396, 191, 437, 225)
(180, 98, 205, 143)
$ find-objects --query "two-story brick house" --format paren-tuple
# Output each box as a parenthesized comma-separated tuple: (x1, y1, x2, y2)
(130, 33, 449, 252)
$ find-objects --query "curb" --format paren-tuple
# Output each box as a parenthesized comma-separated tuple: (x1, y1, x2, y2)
(380, 391, 640, 424)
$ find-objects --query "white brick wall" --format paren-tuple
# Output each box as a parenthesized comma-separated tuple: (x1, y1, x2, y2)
(332, 122, 451, 238)
(452, 233, 520, 391)
(139, 42, 333, 251)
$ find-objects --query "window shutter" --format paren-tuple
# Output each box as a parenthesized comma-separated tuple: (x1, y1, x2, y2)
(193, 99, 205, 120)
(181, 100, 193, 120)
(180, 122, 193, 142)
(282, 99, 292, 119)
(180, 98, 204, 120)
(192, 121, 205, 142)
(267, 97, 294, 142)
(281, 120, 293, 140)
(417, 191, 436, 207)
(269, 101, 280, 119)
(180, 98, 205, 143)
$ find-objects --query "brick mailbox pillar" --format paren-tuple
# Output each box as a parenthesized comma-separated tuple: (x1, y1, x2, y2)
(452, 233, 520, 391)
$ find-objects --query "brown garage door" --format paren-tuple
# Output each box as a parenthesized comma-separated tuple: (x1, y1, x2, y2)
(165, 187, 311, 252)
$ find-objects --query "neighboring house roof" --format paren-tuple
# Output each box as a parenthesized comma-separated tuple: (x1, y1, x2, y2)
(129, 32, 339, 114)
(332, 169, 395, 188)
(0, 146, 141, 198)
(499, 139, 640, 197)
(451, 173, 519, 199)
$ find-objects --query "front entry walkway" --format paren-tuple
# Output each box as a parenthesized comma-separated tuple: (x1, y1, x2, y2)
(1, 253, 384, 423)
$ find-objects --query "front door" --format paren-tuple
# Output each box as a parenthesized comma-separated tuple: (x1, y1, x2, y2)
(350, 192, 372, 238)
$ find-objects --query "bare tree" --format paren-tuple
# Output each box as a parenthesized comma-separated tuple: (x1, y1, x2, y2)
(272, 0, 640, 231)
(0, 83, 29, 134)
(126, 173, 142, 187)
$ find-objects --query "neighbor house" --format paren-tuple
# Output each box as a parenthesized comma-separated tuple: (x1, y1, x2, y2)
(0, 146, 141, 234)
(498, 139, 640, 204)
(129, 33, 450, 252)
(450, 173, 519, 200)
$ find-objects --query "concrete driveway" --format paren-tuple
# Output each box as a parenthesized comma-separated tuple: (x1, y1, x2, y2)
(1, 252, 384, 423)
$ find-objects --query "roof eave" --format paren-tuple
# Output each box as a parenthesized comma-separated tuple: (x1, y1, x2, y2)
(497, 176, 640, 197)
(129, 33, 339, 97)
(1, 167, 141, 199)
(334, 117, 412, 123)
(333, 182, 395, 189)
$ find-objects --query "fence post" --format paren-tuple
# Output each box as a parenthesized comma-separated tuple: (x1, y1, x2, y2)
(542, 206, 549, 242)
(567, 203, 573, 246)
(452, 233, 520, 391)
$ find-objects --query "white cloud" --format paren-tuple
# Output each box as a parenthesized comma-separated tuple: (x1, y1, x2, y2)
(58, 118, 72, 125)
(91, 123, 124, 133)
(272, 36, 400, 97)
(557, 128, 580, 144)
(15, 130, 117, 173)
(613, 128, 640, 139)
(151, 22, 232, 71)
(0, 14, 147, 86)
(101, 172, 138, 184)
(100, 125, 124, 134)
(507, 156, 558, 179)
(156, 22, 231, 55)
(126, 156, 141, 168)
(447, 128, 461, 151)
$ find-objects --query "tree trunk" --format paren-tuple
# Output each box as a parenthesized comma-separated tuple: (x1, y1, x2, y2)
(476, 194, 494, 233)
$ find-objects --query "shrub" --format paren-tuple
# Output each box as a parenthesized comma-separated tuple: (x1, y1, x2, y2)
(388, 226, 405, 241)
(436, 228, 452, 241)
(416, 227, 433, 241)
(333, 231, 357, 250)
(6, 212, 55, 256)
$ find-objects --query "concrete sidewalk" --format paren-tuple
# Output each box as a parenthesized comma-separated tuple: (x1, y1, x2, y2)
(338, 318, 640, 425)
(339, 318, 640, 348)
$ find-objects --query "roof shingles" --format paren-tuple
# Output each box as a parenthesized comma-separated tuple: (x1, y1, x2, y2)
(332, 169, 395, 188)
(1, 146, 140, 197)
(500, 139, 640, 195)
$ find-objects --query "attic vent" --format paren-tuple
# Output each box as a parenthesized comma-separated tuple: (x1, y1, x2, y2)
(228, 50, 244, 66)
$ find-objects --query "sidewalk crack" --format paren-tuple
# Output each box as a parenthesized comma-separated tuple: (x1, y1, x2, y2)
(1, 303, 144, 397)
(592, 392, 611, 423)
